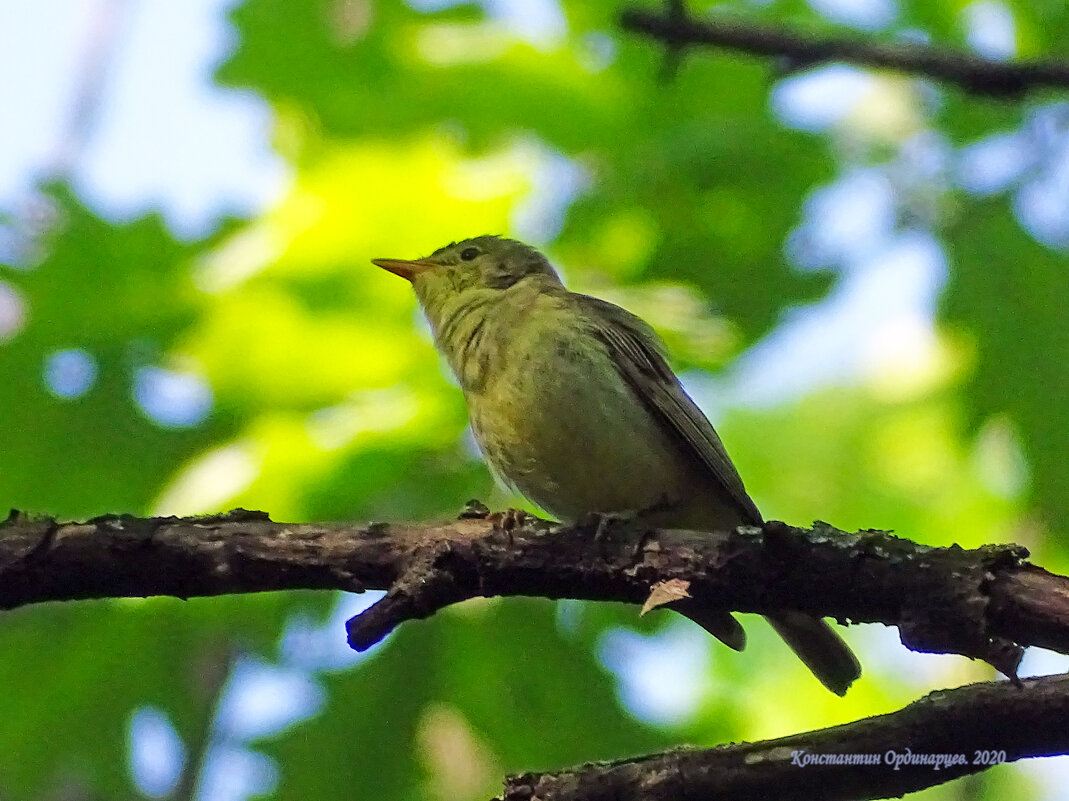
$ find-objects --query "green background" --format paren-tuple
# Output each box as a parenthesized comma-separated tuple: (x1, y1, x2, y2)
(1, 0, 1067, 799)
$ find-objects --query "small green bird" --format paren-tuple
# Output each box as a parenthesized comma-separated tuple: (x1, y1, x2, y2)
(373, 235, 861, 695)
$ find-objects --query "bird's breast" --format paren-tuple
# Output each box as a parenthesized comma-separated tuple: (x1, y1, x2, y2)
(467, 326, 706, 523)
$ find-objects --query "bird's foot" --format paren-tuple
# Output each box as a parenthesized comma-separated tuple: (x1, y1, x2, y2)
(458, 499, 491, 519)
(488, 507, 531, 532)
(576, 510, 634, 542)
(580, 496, 678, 542)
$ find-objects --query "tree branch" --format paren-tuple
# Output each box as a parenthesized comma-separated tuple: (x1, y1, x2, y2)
(7, 508, 1069, 798)
(500, 673, 1069, 801)
(620, 3, 1069, 97)
(2, 508, 1069, 677)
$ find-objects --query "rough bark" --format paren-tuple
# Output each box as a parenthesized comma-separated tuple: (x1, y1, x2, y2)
(500, 674, 1069, 801)
(3, 508, 1068, 678)
(6, 507, 1069, 799)
(620, 2, 1069, 96)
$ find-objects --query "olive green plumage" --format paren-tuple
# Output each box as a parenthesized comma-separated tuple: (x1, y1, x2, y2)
(374, 235, 861, 695)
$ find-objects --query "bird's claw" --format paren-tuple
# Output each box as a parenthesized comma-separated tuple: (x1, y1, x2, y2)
(488, 508, 530, 532)
(578, 510, 632, 542)
(458, 499, 491, 519)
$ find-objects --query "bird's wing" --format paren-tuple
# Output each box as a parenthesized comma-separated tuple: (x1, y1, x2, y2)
(573, 293, 762, 525)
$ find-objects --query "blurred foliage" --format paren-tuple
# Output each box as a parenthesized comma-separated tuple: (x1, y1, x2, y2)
(0, 188, 239, 518)
(0, 592, 330, 800)
(942, 201, 1069, 564)
(0, 0, 1067, 799)
(263, 600, 678, 801)
(219, 0, 835, 343)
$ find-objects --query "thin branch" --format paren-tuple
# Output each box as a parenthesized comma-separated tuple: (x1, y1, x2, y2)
(2, 509, 1069, 677)
(620, 4, 1069, 97)
(47, 0, 131, 179)
(500, 673, 1069, 801)
(172, 641, 237, 801)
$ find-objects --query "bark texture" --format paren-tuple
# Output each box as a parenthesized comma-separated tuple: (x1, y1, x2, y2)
(6, 507, 1069, 800)
(621, 2, 1069, 96)
(2, 509, 1067, 675)
(501, 674, 1069, 801)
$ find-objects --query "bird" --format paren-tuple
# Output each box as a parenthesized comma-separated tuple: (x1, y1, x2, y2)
(373, 234, 861, 695)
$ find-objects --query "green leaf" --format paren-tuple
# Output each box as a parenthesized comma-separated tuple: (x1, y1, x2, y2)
(219, 0, 838, 344)
(941, 200, 1069, 558)
(261, 599, 675, 801)
(0, 591, 330, 800)
(0, 188, 237, 518)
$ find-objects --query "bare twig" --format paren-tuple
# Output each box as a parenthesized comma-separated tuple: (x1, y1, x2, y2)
(620, 4, 1069, 97)
(172, 641, 237, 801)
(47, 0, 131, 179)
(500, 674, 1069, 801)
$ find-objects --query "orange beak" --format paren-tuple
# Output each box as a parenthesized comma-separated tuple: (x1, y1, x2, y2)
(371, 257, 437, 282)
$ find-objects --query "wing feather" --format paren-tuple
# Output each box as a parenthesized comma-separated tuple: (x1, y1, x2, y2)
(573, 293, 762, 525)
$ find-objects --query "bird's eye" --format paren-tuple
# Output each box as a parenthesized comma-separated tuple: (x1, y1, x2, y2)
(460, 247, 479, 261)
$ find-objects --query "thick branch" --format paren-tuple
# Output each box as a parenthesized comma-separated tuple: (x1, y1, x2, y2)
(500, 673, 1069, 801)
(2, 509, 1069, 675)
(620, 4, 1069, 96)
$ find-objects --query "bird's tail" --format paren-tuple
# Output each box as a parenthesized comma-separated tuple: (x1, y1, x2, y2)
(675, 605, 747, 651)
(765, 611, 861, 696)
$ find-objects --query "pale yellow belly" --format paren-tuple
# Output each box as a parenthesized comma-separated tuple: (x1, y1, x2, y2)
(467, 344, 742, 530)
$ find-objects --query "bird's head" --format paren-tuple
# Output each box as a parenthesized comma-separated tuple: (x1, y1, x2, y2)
(373, 235, 562, 317)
